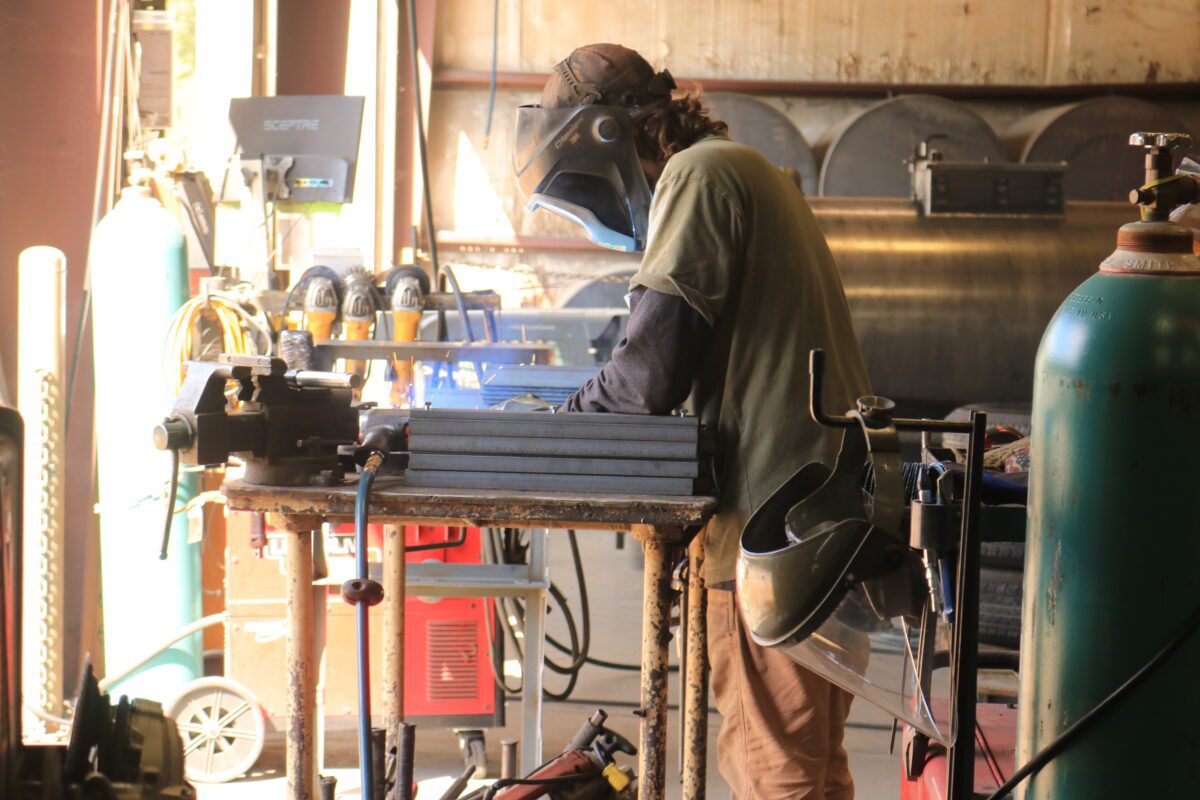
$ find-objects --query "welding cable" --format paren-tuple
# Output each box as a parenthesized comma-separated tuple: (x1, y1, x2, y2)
(484, 527, 591, 699)
(441, 264, 478, 343)
(983, 599, 1200, 800)
(483, 528, 524, 695)
(162, 291, 271, 392)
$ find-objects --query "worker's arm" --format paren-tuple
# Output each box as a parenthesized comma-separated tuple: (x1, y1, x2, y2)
(564, 286, 712, 414)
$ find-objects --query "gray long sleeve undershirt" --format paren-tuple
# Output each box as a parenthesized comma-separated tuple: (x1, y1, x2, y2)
(563, 286, 713, 414)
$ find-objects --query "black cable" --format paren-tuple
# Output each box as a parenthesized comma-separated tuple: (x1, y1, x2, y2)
(982, 600, 1200, 800)
(483, 0, 499, 147)
(441, 264, 477, 343)
(404, 0, 441, 306)
(540, 583, 582, 701)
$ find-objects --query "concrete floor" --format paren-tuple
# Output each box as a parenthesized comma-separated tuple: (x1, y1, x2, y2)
(197, 532, 901, 799)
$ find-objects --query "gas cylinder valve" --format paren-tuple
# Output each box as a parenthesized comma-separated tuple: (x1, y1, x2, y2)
(1127, 132, 1200, 221)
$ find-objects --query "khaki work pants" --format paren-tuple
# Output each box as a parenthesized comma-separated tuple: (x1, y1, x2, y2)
(707, 589, 856, 800)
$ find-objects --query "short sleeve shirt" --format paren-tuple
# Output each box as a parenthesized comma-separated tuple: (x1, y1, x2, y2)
(632, 136, 871, 583)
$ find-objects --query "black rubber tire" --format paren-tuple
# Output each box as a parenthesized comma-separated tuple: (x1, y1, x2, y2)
(978, 567, 1024, 650)
(980, 541, 1025, 570)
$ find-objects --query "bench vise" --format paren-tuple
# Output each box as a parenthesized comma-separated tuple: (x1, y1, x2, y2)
(152, 354, 361, 486)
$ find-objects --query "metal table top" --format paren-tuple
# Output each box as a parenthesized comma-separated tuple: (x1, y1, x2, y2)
(223, 477, 717, 534)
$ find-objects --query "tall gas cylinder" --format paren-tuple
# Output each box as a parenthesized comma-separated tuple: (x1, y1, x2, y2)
(1019, 133, 1200, 798)
(91, 184, 201, 700)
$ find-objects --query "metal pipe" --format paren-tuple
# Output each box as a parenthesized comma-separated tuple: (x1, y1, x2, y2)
(637, 539, 677, 800)
(395, 722, 416, 800)
(287, 370, 364, 390)
(383, 525, 407, 765)
(371, 727, 388, 800)
(374, 0, 391, 273)
(432, 69, 1200, 102)
(437, 764, 479, 800)
(946, 411, 987, 800)
(682, 535, 709, 800)
(500, 739, 518, 780)
(286, 528, 316, 800)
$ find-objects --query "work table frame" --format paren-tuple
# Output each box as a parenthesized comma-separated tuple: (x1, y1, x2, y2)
(223, 478, 717, 800)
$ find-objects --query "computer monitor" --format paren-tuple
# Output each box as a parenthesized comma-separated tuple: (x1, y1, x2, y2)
(229, 95, 365, 203)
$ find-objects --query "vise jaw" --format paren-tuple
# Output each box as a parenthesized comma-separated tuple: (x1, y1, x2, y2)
(153, 354, 361, 486)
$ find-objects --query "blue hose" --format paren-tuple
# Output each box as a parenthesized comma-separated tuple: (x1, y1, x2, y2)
(355, 466, 377, 797)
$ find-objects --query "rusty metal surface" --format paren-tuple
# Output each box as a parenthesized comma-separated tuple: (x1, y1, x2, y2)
(682, 535, 708, 800)
(285, 528, 316, 800)
(225, 478, 716, 530)
(637, 539, 679, 800)
(382, 524, 406, 760)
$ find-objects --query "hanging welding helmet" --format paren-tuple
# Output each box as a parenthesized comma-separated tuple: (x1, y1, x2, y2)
(513, 44, 675, 253)
(737, 398, 954, 744)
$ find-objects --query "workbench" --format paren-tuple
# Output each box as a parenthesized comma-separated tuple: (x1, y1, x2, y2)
(223, 477, 718, 800)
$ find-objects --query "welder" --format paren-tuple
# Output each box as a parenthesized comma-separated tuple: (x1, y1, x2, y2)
(513, 44, 871, 799)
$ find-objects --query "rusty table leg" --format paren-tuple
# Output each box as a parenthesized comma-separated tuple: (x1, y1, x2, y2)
(682, 533, 708, 800)
(383, 523, 406, 755)
(273, 514, 322, 800)
(633, 527, 681, 800)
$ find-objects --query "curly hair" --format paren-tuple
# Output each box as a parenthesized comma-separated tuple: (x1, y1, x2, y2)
(634, 89, 729, 164)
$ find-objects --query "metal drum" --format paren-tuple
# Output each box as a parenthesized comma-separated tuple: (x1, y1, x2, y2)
(703, 92, 819, 195)
(1002, 97, 1194, 201)
(809, 198, 1137, 414)
(814, 95, 1006, 197)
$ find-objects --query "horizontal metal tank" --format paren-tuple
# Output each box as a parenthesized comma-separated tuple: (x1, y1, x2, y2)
(808, 198, 1137, 414)
(814, 95, 1006, 197)
(1002, 97, 1194, 201)
(555, 198, 1137, 413)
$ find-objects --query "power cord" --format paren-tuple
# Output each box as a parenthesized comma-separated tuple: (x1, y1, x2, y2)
(983, 599, 1200, 800)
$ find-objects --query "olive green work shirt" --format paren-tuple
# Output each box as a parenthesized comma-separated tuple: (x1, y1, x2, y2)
(631, 136, 871, 584)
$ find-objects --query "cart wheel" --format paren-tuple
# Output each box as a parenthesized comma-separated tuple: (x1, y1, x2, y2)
(457, 729, 488, 779)
(167, 677, 266, 784)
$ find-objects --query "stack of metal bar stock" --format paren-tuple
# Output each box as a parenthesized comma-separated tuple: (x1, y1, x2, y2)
(404, 408, 710, 495)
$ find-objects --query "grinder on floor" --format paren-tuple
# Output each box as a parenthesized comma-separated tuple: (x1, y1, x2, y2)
(513, 43, 871, 799)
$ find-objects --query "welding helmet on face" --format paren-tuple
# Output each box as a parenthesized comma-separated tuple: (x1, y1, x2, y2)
(737, 399, 954, 744)
(513, 49, 675, 253)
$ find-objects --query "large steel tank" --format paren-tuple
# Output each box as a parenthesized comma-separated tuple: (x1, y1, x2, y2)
(809, 198, 1137, 414)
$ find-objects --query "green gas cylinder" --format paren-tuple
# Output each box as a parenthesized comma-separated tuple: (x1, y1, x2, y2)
(1019, 133, 1200, 798)
(92, 184, 201, 702)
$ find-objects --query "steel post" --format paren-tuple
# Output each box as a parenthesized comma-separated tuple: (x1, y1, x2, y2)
(383, 524, 407, 756)
(520, 529, 549, 774)
(636, 534, 678, 800)
(284, 525, 317, 800)
(682, 534, 708, 800)
(946, 412, 986, 799)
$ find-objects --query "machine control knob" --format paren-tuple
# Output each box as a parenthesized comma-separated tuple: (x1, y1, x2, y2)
(152, 416, 193, 452)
